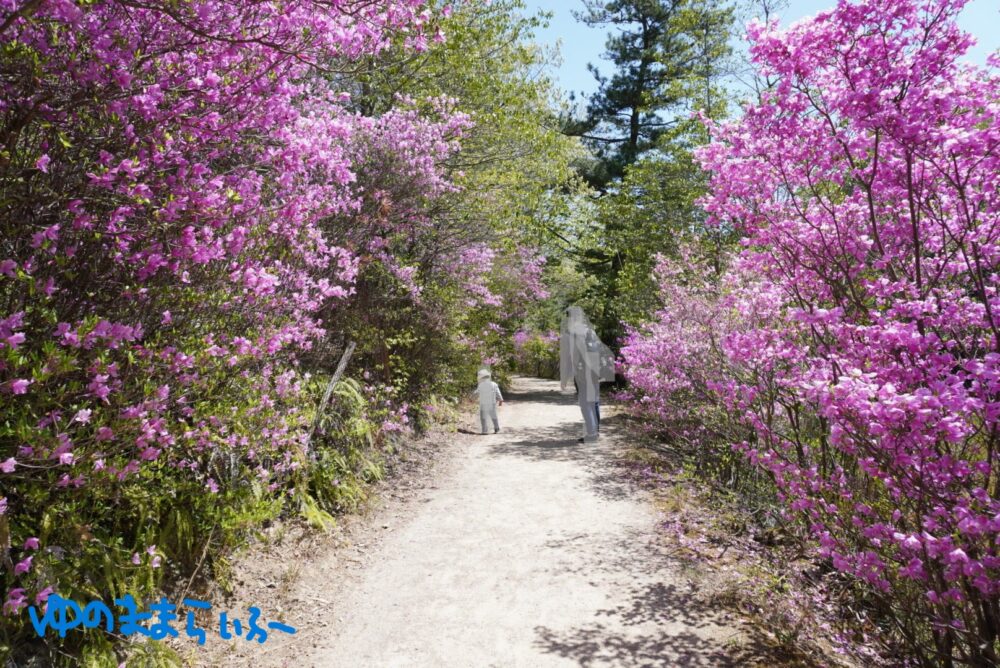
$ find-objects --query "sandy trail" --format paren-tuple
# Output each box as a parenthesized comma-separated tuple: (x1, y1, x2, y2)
(260, 377, 764, 667)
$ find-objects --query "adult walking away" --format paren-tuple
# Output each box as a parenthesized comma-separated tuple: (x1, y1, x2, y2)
(560, 307, 612, 442)
(475, 368, 504, 435)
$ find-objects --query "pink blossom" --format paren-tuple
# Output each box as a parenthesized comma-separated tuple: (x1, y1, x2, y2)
(13, 556, 32, 575)
(34, 586, 54, 605)
(4, 332, 25, 349)
(0, 0, 488, 648)
(9, 379, 30, 394)
(3, 588, 26, 615)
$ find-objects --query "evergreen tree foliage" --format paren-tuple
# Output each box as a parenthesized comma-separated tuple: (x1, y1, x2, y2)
(560, 0, 735, 349)
(568, 0, 733, 186)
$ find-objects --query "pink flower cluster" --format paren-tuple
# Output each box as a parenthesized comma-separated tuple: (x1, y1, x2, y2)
(620, 249, 739, 446)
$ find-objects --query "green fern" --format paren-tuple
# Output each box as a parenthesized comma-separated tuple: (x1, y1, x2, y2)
(298, 491, 337, 531)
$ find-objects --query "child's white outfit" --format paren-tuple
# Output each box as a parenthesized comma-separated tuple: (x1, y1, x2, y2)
(476, 378, 503, 434)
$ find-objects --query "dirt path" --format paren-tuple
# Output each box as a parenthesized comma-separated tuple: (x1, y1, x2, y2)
(251, 377, 770, 667)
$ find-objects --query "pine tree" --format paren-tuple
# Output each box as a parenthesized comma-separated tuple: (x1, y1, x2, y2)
(570, 0, 733, 187)
(566, 0, 735, 350)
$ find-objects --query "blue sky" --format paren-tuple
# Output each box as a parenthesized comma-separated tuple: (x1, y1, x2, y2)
(521, 0, 1000, 98)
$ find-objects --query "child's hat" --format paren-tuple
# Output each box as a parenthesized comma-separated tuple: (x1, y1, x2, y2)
(477, 368, 491, 379)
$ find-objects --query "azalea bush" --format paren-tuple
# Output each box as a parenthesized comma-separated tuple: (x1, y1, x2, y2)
(313, 0, 567, 404)
(619, 248, 779, 506)
(621, 249, 733, 447)
(0, 0, 492, 662)
(624, 0, 1000, 663)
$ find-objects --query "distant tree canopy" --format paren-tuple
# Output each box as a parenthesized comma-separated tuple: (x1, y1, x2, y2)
(566, 0, 733, 188)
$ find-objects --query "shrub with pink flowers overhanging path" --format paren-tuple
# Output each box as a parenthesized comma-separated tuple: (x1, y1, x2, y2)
(623, 0, 1000, 663)
(0, 0, 533, 662)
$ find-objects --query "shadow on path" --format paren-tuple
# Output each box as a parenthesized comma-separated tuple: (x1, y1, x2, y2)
(532, 525, 778, 667)
(497, 377, 786, 666)
(501, 382, 572, 404)
(532, 623, 761, 668)
(487, 418, 644, 503)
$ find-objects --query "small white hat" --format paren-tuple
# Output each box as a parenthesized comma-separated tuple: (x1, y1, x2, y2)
(477, 368, 491, 379)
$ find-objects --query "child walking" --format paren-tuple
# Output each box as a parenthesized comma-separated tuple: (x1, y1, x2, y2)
(475, 368, 504, 435)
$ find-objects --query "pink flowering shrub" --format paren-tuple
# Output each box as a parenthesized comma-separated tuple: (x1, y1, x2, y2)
(0, 0, 483, 659)
(321, 129, 549, 404)
(460, 247, 550, 371)
(624, 0, 1000, 662)
(620, 249, 741, 448)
